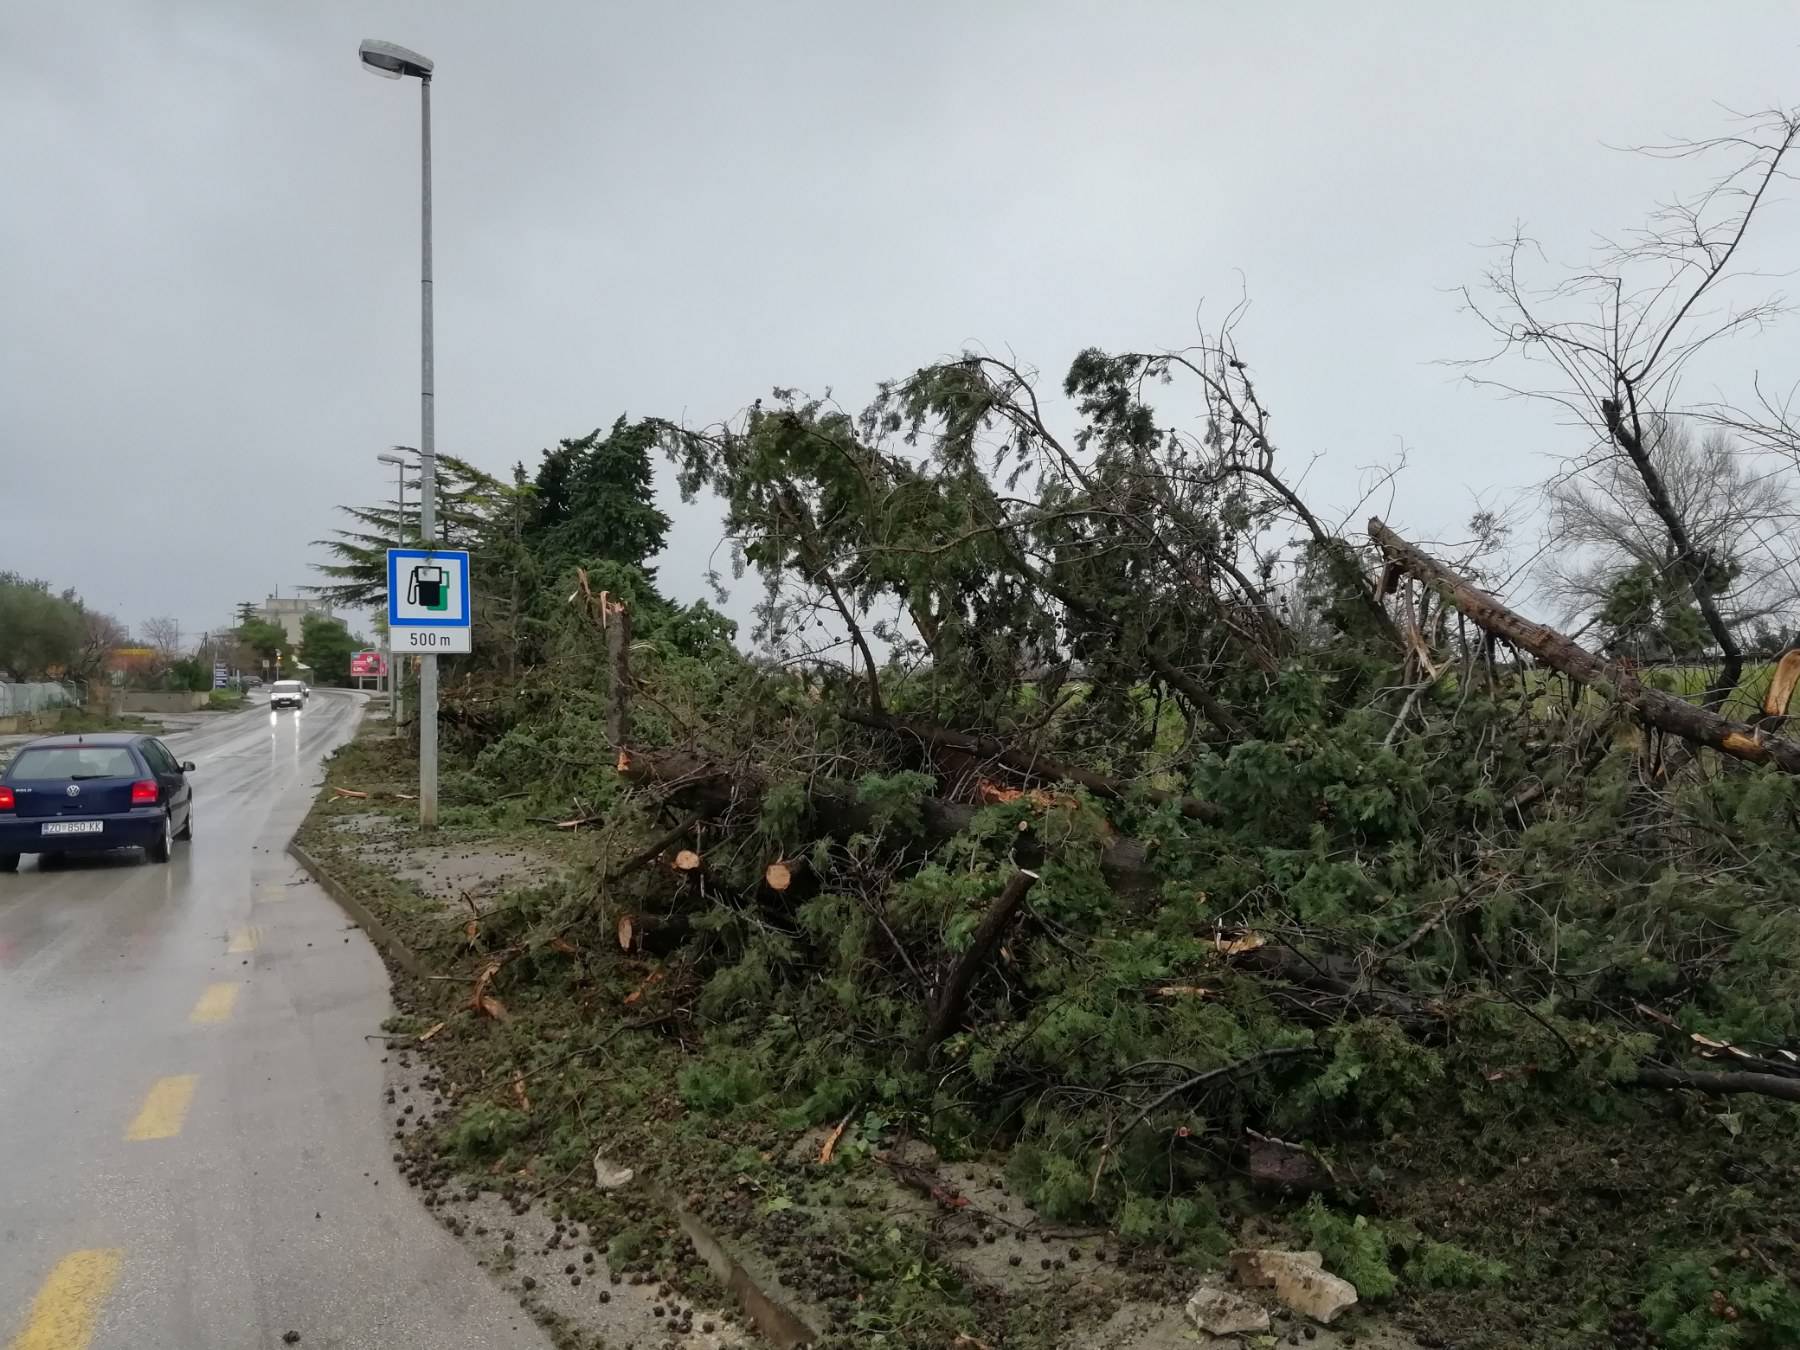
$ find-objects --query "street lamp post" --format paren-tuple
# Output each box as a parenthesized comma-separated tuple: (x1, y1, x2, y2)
(360, 38, 440, 827)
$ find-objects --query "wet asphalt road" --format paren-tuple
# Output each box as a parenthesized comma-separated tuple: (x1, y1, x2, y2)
(0, 693, 552, 1349)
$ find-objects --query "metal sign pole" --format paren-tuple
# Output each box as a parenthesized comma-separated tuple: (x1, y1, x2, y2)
(417, 71, 438, 828)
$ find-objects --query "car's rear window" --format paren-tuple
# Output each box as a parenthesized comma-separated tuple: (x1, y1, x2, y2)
(8, 746, 140, 780)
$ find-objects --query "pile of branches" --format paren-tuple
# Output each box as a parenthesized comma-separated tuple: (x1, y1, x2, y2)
(464, 328, 1800, 1239)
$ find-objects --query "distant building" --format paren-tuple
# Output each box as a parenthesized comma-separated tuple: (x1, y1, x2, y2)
(261, 594, 335, 646)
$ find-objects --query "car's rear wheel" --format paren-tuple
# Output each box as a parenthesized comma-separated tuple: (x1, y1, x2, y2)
(176, 804, 193, 841)
(0, 854, 18, 874)
(147, 812, 173, 864)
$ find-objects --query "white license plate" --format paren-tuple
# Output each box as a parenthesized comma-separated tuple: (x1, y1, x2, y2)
(42, 820, 104, 836)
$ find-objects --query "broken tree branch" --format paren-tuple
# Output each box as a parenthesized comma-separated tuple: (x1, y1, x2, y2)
(913, 869, 1039, 1067)
(1118, 1046, 1319, 1138)
(1761, 647, 1800, 729)
(1370, 518, 1800, 774)
(1633, 1065, 1800, 1105)
(603, 811, 703, 885)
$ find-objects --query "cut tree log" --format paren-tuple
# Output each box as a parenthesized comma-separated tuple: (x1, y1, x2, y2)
(615, 911, 696, 957)
(603, 812, 702, 885)
(1370, 518, 1800, 774)
(764, 857, 811, 892)
(911, 869, 1038, 1066)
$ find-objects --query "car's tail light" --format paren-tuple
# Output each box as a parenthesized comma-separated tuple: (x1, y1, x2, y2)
(0, 786, 13, 811)
(130, 780, 159, 806)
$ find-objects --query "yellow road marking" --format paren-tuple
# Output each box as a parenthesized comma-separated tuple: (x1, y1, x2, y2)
(125, 1075, 198, 1141)
(8, 1248, 123, 1350)
(226, 926, 260, 954)
(188, 983, 239, 1024)
(256, 883, 287, 904)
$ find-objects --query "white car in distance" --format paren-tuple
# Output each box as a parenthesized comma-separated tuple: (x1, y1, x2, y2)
(270, 680, 309, 711)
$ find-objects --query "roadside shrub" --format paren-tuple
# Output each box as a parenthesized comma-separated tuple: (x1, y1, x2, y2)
(1640, 1254, 1800, 1350)
(1405, 1239, 1508, 1290)
(1302, 1197, 1397, 1299)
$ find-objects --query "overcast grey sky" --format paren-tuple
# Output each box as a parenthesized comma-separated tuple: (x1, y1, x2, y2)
(4, 1, 1799, 645)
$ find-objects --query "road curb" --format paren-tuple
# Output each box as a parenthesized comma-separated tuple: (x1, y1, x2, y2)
(286, 837, 436, 981)
(661, 1189, 821, 1347)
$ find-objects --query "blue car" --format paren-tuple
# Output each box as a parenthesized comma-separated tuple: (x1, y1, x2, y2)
(0, 733, 195, 871)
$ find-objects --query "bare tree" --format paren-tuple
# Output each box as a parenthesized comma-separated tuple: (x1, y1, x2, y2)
(1463, 105, 1800, 707)
(140, 616, 183, 662)
(71, 610, 126, 682)
(1542, 416, 1798, 642)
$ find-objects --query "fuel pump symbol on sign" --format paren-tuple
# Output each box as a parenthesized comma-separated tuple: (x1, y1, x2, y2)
(407, 563, 450, 611)
(387, 547, 472, 654)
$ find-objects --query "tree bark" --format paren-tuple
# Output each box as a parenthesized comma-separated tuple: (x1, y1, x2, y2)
(1633, 1065, 1800, 1104)
(606, 599, 633, 749)
(1370, 518, 1800, 774)
(618, 911, 696, 957)
(1601, 397, 1743, 711)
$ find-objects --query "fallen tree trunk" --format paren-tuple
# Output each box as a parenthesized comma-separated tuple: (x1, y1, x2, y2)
(845, 710, 1222, 823)
(1633, 1065, 1800, 1105)
(1370, 518, 1800, 774)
